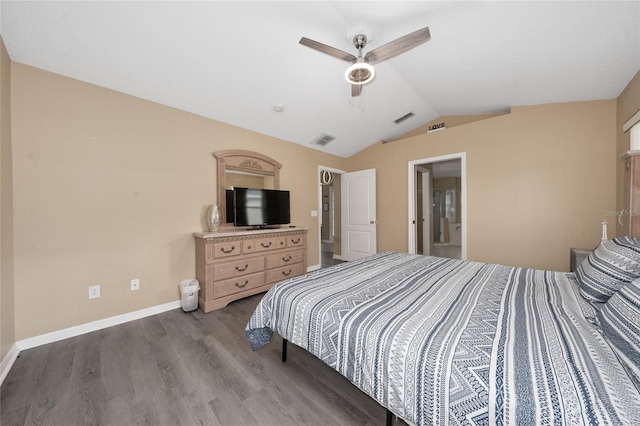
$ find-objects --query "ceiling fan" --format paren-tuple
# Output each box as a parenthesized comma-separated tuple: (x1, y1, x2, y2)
(299, 26, 430, 97)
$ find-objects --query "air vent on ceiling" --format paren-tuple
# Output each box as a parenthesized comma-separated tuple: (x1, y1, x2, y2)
(311, 133, 336, 146)
(394, 111, 415, 125)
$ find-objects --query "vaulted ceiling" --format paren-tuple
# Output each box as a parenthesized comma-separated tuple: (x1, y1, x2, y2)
(1, 1, 639, 157)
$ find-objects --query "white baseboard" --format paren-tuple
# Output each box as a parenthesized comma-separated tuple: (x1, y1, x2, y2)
(16, 300, 182, 351)
(1, 300, 181, 385)
(333, 254, 343, 260)
(3, 264, 330, 384)
(0, 343, 20, 386)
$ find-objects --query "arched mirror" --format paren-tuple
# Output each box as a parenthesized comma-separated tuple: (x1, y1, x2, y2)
(214, 150, 282, 230)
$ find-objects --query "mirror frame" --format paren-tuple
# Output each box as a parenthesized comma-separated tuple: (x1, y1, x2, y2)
(214, 150, 282, 230)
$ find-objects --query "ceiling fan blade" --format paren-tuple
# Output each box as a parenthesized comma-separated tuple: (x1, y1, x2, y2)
(364, 26, 430, 63)
(351, 84, 362, 97)
(299, 37, 357, 62)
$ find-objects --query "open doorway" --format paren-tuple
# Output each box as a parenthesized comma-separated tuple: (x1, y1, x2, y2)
(415, 166, 431, 255)
(408, 154, 466, 260)
(319, 167, 345, 268)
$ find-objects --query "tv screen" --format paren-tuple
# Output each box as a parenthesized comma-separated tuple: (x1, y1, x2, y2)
(233, 187, 290, 228)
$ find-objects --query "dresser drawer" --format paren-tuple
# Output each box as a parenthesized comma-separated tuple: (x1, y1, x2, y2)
(211, 241, 241, 259)
(195, 228, 308, 312)
(215, 272, 265, 298)
(213, 257, 264, 280)
(254, 236, 286, 252)
(242, 239, 256, 254)
(266, 262, 304, 285)
(266, 249, 305, 269)
(286, 234, 305, 248)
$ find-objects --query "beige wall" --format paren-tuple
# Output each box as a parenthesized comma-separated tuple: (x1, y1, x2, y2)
(1, 37, 16, 360)
(4, 57, 637, 344)
(346, 101, 617, 271)
(10, 63, 346, 340)
(616, 71, 640, 235)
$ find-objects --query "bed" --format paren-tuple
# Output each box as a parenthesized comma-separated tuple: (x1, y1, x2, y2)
(245, 239, 640, 425)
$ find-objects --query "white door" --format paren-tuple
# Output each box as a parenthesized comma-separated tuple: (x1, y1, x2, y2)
(341, 169, 377, 261)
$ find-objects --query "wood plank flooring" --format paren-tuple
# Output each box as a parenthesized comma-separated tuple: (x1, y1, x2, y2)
(1, 293, 407, 426)
(321, 242, 344, 269)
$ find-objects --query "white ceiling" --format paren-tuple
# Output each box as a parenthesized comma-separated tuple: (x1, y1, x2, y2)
(1, 1, 639, 158)
(432, 160, 461, 179)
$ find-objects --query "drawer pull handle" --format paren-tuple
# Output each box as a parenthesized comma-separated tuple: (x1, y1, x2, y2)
(235, 280, 249, 288)
(291, 238, 300, 244)
(235, 264, 248, 271)
(282, 269, 292, 277)
(261, 242, 272, 248)
(282, 256, 292, 262)
(220, 246, 235, 254)
(247, 245, 252, 250)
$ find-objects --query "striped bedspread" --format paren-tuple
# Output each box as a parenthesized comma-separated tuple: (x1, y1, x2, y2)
(245, 252, 640, 425)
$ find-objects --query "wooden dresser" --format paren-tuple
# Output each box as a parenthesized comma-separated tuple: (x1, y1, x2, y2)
(193, 227, 308, 312)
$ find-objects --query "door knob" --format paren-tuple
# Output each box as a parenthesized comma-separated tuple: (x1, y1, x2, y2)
(370, 220, 378, 224)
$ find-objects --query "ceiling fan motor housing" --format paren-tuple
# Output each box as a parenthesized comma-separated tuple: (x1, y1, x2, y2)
(353, 34, 367, 50)
(347, 35, 374, 85)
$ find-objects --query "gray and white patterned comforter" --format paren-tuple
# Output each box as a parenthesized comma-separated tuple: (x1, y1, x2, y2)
(245, 252, 640, 425)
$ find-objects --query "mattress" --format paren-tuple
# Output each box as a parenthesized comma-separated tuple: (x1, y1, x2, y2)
(246, 252, 640, 425)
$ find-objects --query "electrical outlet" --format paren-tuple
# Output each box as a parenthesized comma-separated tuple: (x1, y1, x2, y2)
(88, 285, 101, 299)
(131, 278, 140, 291)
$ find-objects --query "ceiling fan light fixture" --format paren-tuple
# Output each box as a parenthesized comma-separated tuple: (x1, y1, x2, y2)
(301, 26, 430, 95)
(345, 61, 375, 85)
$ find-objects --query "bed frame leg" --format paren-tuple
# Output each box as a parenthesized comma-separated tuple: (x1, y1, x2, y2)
(282, 338, 287, 363)
(280, 335, 391, 424)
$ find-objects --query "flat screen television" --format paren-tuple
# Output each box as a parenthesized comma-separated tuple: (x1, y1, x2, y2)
(233, 187, 290, 228)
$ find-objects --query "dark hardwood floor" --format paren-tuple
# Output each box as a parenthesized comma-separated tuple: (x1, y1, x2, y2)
(1, 292, 406, 426)
(321, 241, 344, 269)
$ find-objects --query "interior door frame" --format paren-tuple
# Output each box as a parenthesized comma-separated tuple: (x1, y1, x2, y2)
(417, 166, 431, 255)
(408, 153, 467, 259)
(317, 166, 346, 270)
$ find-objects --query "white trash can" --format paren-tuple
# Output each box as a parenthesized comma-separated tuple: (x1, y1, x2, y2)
(179, 279, 200, 312)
